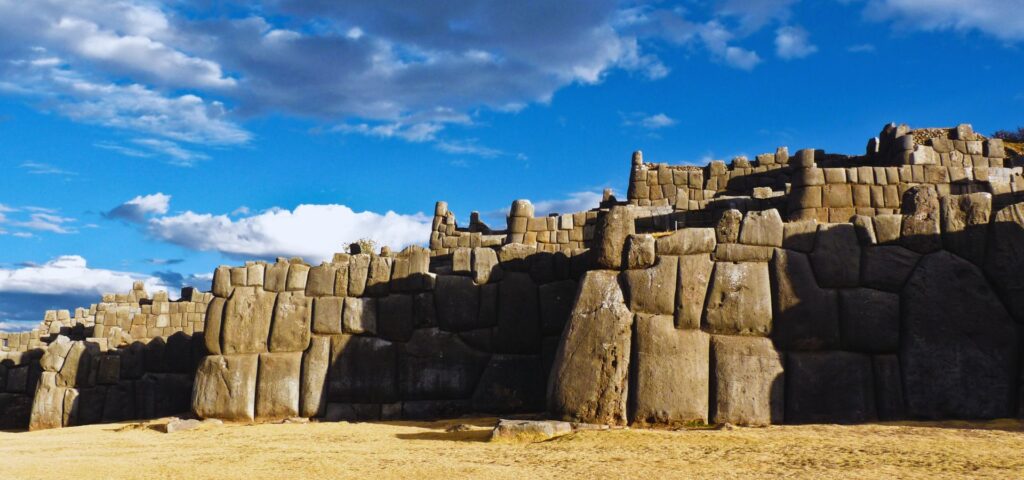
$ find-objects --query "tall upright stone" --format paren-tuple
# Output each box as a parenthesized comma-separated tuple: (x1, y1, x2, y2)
(594, 206, 635, 269)
(631, 315, 709, 425)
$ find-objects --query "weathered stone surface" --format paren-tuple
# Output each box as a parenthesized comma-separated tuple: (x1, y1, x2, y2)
(269, 291, 312, 352)
(785, 351, 875, 424)
(861, 246, 920, 292)
(435, 275, 480, 331)
(594, 206, 635, 269)
(713, 244, 774, 262)
(625, 234, 656, 269)
(716, 209, 742, 244)
(285, 263, 309, 292)
(873, 355, 906, 421)
(901, 186, 942, 253)
(472, 355, 546, 413)
(675, 254, 713, 329)
(365, 255, 393, 296)
(655, 228, 716, 255)
(498, 243, 536, 271)
(40, 335, 72, 372)
(632, 315, 709, 425)
(902, 251, 1018, 418)
(839, 288, 899, 353)
(329, 335, 397, 403)
(332, 255, 350, 297)
(781, 220, 818, 252)
(324, 403, 381, 421)
(940, 193, 991, 265)
(342, 297, 377, 335)
(5, 366, 28, 392)
(985, 202, 1024, 322)
(710, 336, 784, 426)
(452, 247, 472, 273)
(311, 296, 343, 335)
(29, 372, 64, 430)
(539, 280, 577, 335)
(623, 256, 678, 315)
(58, 341, 97, 387)
(212, 266, 233, 298)
(739, 209, 783, 247)
(347, 254, 371, 296)
(304, 263, 338, 297)
(873, 214, 902, 244)
(495, 272, 541, 353)
(770, 249, 839, 350)
(703, 262, 772, 336)
(852, 215, 877, 245)
(96, 355, 121, 385)
(256, 352, 301, 421)
(548, 270, 633, 426)
(264, 261, 289, 292)
(204, 297, 225, 355)
(472, 247, 503, 284)
(399, 328, 489, 400)
(192, 354, 258, 422)
(221, 287, 276, 355)
(377, 294, 414, 342)
(490, 419, 572, 443)
(300, 335, 330, 418)
(809, 223, 860, 288)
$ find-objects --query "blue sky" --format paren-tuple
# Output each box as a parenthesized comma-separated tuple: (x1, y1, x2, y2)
(1, 0, 1022, 329)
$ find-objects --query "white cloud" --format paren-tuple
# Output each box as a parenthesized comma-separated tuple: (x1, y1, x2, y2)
(131, 139, 210, 165)
(774, 26, 818, 59)
(11, 213, 76, 234)
(534, 191, 606, 216)
(723, 46, 762, 70)
(0, 255, 171, 296)
(20, 162, 77, 176)
(847, 43, 876, 53)
(145, 204, 432, 262)
(104, 193, 171, 223)
(640, 113, 677, 129)
(865, 0, 1024, 41)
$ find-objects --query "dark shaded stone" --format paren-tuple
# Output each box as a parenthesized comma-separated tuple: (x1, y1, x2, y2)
(785, 351, 875, 424)
(377, 294, 414, 342)
(839, 288, 899, 353)
(860, 246, 920, 292)
(328, 335, 397, 403)
(986, 202, 1024, 322)
(398, 328, 488, 400)
(472, 355, 546, 413)
(809, 223, 860, 288)
(872, 355, 906, 421)
(434, 275, 480, 332)
(770, 249, 839, 350)
(494, 272, 541, 354)
(539, 280, 577, 335)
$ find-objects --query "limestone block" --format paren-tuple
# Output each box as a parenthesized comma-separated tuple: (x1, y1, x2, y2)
(256, 352, 301, 421)
(675, 254, 714, 330)
(300, 335, 331, 418)
(270, 291, 312, 352)
(332, 255, 350, 297)
(365, 256, 393, 296)
(782, 220, 817, 252)
(900, 186, 942, 253)
(285, 263, 309, 292)
(221, 287, 276, 355)
(902, 251, 1017, 418)
(230, 266, 248, 286)
(715, 209, 742, 243)
(413, 292, 437, 328)
(398, 328, 488, 400)
(632, 315, 709, 425)
(789, 186, 822, 210)
(29, 372, 65, 430)
(785, 351, 875, 424)
(625, 234, 656, 269)
(264, 261, 289, 292)
(739, 209, 783, 247)
(985, 138, 1005, 158)
(58, 341, 97, 387)
(498, 243, 536, 271)
(96, 355, 121, 385)
(212, 266, 233, 298)
(435, 275, 481, 331)
(342, 297, 377, 335)
(312, 296, 343, 335)
(623, 256, 678, 315)
(809, 223, 860, 288)
(347, 254, 371, 296)
(329, 335, 397, 403)
(710, 336, 784, 426)
(793, 168, 824, 187)
(770, 249, 839, 350)
(192, 354, 258, 422)
(839, 288, 899, 352)
(494, 272, 541, 354)
(986, 202, 1024, 321)
(472, 354, 546, 413)
(246, 263, 265, 287)
(40, 335, 72, 372)
(377, 294, 414, 342)
(594, 206, 635, 269)
(305, 263, 338, 297)
(453, 247, 472, 273)
(713, 244, 774, 262)
(872, 214, 902, 244)
(873, 354, 906, 421)
(539, 280, 577, 335)
(472, 247, 503, 284)
(548, 271, 633, 425)
(655, 228, 716, 255)
(703, 262, 772, 336)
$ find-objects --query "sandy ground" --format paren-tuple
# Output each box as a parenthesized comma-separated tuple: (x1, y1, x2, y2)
(3, 417, 1024, 479)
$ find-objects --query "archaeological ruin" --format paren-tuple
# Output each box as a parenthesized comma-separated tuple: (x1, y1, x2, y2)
(3, 122, 1024, 431)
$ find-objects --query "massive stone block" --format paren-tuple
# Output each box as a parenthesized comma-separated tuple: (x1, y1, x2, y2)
(940, 193, 991, 265)
(739, 209, 783, 247)
(472, 354, 546, 413)
(347, 254, 371, 296)
(539, 280, 577, 335)
(902, 251, 1018, 418)
(472, 247, 503, 284)
(304, 263, 338, 297)
(839, 288, 899, 353)
(860, 246, 920, 292)
(655, 228, 716, 255)
(264, 261, 289, 292)
(29, 372, 65, 430)
(710, 336, 784, 426)
(192, 354, 258, 422)
(770, 249, 839, 350)
(495, 272, 541, 353)
(399, 328, 489, 400)
(256, 352, 301, 421)
(328, 335, 397, 403)
(269, 291, 312, 352)
(809, 223, 860, 288)
(872, 354, 906, 421)
(703, 262, 772, 336)
(365, 255, 393, 296)
(203, 297, 225, 355)
(300, 335, 331, 418)
(548, 271, 633, 426)
(675, 254, 714, 329)
(311, 296, 343, 335)
(221, 287, 276, 355)
(623, 256, 678, 315)
(985, 202, 1024, 322)
(434, 275, 480, 331)
(342, 297, 377, 335)
(785, 351, 875, 424)
(377, 294, 414, 342)
(631, 315, 709, 425)
(595, 206, 635, 269)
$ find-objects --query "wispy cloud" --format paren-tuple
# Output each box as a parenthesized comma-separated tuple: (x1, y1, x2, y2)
(847, 43, 876, 53)
(20, 162, 77, 176)
(775, 26, 818, 59)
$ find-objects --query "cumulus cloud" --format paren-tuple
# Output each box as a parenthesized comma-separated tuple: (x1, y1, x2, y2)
(104, 193, 171, 223)
(533, 191, 606, 217)
(865, 0, 1024, 41)
(775, 26, 818, 59)
(0, 255, 171, 296)
(145, 204, 432, 262)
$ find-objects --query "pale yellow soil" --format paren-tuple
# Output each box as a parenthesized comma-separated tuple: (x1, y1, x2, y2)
(3, 417, 1024, 479)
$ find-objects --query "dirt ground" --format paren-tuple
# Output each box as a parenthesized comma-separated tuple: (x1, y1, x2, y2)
(2, 417, 1024, 479)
